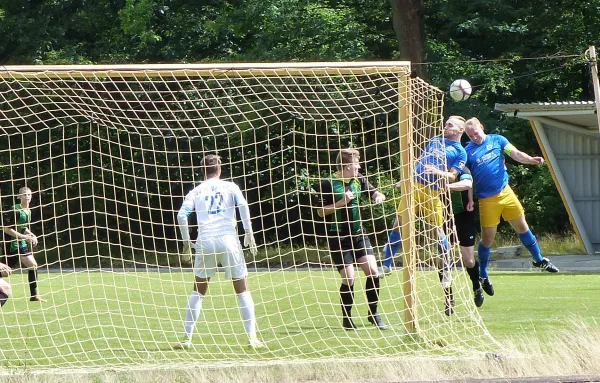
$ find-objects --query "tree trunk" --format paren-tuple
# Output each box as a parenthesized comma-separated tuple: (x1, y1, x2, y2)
(389, 0, 427, 79)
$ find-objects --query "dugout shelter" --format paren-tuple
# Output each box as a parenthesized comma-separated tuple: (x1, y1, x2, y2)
(495, 101, 600, 255)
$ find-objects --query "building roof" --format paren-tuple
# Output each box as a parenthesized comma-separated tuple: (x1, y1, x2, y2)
(495, 101, 598, 130)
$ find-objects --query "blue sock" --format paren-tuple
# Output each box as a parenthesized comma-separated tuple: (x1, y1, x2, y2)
(437, 235, 450, 256)
(519, 230, 543, 263)
(478, 242, 491, 279)
(383, 230, 402, 268)
(438, 235, 451, 271)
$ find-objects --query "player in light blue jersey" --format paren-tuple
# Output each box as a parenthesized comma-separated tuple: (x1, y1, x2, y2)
(173, 154, 263, 350)
(382, 116, 467, 315)
(464, 118, 559, 297)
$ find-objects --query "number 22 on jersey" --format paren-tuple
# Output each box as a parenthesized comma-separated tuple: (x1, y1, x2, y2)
(205, 192, 224, 214)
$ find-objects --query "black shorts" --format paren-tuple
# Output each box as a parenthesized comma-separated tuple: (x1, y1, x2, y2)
(328, 234, 374, 271)
(3, 245, 30, 268)
(450, 211, 476, 247)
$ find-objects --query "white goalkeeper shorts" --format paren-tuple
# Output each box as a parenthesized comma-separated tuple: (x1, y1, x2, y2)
(193, 234, 248, 280)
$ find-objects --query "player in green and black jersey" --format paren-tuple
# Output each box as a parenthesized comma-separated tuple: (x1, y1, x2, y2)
(314, 149, 388, 330)
(3, 186, 44, 302)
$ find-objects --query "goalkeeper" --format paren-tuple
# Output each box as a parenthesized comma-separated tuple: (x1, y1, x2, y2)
(173, 154, 263, 349)
(314, 148, 388, 330)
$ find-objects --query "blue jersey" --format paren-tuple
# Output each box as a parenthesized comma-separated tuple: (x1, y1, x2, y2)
(465, 134, 511, 198)
(415, 137, 467, 191)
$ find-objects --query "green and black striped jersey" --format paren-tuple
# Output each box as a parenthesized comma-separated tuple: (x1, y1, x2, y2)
(315, 172, 377, 236)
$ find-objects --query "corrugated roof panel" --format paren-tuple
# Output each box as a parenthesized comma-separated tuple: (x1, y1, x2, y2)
(495, 101, 596, 113)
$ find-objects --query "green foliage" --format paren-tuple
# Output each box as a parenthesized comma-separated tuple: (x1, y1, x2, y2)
(1, 0, 594, 236)
(119, 0, 162, 48)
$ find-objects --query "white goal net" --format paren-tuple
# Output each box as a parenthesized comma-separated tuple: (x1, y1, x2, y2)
(0, 63, 497, 371)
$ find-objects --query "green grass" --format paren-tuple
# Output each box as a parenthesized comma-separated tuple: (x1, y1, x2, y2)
(0, 269, 598, 372)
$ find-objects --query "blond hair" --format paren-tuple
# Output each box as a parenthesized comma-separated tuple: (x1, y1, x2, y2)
(449, 115, 466, 122)
(336, 148, 360, 170)
(465, 117, 484, 131)
(18, 186, 31, 195)
(201, 154, 222, 177)
(447, 115, 466, 130)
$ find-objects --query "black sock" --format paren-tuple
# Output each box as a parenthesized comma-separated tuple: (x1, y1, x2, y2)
(365, 276, 380, 316)
(340, 283, 354, 318)
(467, 261, 480, 290)
(445, 286, 453, 301)
(438, 269, 444, 284)
(0, 291, 8, 307)
(28, 269, 38, 298)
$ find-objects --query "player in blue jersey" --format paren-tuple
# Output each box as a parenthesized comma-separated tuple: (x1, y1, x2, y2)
(464, 118, 559, 296)
(381, 116, 467, 315)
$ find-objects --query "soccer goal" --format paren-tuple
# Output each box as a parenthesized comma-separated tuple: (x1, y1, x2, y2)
(0, 63, 496, 371)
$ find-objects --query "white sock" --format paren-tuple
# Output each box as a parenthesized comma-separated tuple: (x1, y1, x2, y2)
(184, 291, 204, 338)
(238, 291, 256, 338)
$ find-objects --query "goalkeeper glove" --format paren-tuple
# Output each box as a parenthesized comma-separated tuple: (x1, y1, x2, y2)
(243, 232, 258, 256)
(182, 241, 194, 263)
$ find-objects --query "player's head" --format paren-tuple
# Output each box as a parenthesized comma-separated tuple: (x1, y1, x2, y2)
(465, 118, 486, 145)
(336, 148, 361, 178)
(18, 186, 32, 205)
(443, 115, 466, 141)
(202, 154, 222, 179)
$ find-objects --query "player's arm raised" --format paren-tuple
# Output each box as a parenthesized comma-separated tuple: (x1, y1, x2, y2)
(505, 144, 544, 165)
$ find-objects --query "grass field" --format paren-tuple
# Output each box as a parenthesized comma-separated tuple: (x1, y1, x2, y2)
(1, 268, 599, 380)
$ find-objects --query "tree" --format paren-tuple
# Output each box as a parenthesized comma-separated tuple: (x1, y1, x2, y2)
(389, 0, 427, 78)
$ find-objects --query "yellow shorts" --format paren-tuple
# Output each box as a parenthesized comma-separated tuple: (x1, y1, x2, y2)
(396, 183, 443, 226)
(479, 185, 524, 228)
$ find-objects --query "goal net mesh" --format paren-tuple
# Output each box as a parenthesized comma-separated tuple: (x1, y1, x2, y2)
(0, 64, 497, 371)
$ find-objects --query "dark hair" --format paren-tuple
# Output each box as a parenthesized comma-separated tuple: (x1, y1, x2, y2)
(202, 154, 222, 177)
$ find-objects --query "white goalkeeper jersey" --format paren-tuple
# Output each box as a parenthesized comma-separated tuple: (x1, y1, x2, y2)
(177, 178, 252, 240)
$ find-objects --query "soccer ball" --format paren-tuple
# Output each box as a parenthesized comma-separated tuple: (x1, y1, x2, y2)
(449, 79, 472, 101)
